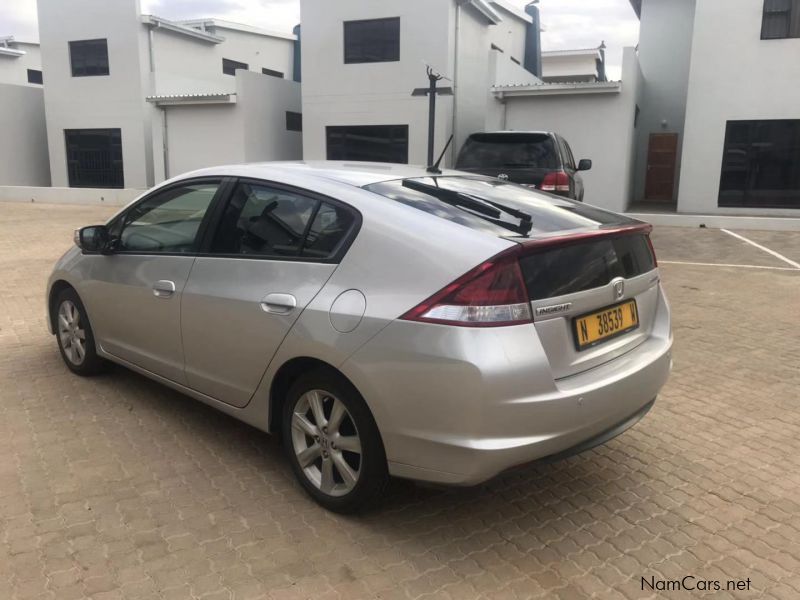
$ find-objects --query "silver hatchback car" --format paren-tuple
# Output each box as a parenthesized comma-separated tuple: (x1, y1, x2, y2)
(47, 162, 672, 512)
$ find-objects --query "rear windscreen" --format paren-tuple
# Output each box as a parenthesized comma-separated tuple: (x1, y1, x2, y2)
(456, 134, 558, 169)
(520, 235, 656, 300)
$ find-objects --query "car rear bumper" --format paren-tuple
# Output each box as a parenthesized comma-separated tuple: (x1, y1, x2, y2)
(343, 295, 672, 486)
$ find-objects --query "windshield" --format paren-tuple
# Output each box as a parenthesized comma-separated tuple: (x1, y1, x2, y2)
(456, 133, 559, 169)
(364, 176, 631, 239)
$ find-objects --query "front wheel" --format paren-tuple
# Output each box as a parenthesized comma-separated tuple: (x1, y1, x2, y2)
(282, 370, 388, 513)
(54, 288, 108, 376)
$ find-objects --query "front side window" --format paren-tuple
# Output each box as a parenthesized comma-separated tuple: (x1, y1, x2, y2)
(211, 182, 356, 260)
(65, 128, 123, 188)
(223, 58, 248, 76)
(326, 124, 408, 163)
(762, 0, 800, 39)
(69, 39, 109, 77)
(116, 182, 220, 253)
(344, 17, 400, 64)
(719, 119, 800, 208)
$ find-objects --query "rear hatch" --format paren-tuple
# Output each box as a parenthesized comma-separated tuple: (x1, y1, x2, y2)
(455, 132, 559, 187)
(519, 231, 659, 379)
(363, 176, 660, 378)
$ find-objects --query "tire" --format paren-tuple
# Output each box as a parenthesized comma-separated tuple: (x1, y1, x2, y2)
(54, 287, 108, 376)
(282, 369, 388, 513)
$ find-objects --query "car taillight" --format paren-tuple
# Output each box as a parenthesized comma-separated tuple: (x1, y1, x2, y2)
(646, 234, 658, 267)
(540, 171, 570, 193)
(400, 254, 532, 327)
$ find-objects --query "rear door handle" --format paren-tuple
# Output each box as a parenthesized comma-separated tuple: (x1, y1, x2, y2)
(260, 293, 297, 314)
(153, 280, 176, 298)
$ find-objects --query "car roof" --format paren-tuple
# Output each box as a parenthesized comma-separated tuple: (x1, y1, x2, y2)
(180, 161, 468, 188)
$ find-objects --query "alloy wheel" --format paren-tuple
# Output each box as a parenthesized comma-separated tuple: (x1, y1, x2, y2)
(291, 389, 362, 497)
(58, 300, 86, 365)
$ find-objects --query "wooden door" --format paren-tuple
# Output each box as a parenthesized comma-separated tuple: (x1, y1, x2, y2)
(644, 133, 678, 202)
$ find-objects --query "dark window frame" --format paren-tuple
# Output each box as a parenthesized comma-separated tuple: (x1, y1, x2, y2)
(27, 68, 43, 84)
(261, 67, 284, 78)
(719, 118, 800, 209)
(326, 124, 409, 164)
(64, 128, 124, 189)
(222, 58, 248, 76)
(761, 0, 800, 39)
(69, 39, 110, 77)
(343, 17, 400, 64)
(286, 111, 302, 132)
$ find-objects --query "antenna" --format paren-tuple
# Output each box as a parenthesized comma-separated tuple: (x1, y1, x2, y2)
(427, 134, 454, 174)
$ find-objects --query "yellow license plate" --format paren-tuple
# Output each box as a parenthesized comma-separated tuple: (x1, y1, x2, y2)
(574, 300, 639, 350)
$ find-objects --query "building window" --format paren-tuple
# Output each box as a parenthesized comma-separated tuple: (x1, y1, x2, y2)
(222, 58, 248, 76)
(27, 69, 43, 84)
(286, 111, 302, 132)
(343, 17, 400, 64)
(719, 120, 800, 208)
(761, 0, 800, 39)
(69, 39, 109, 77)
(262, 67, 284, 78)
(326, 125, 409, 163)
(65, 129, 124, 189)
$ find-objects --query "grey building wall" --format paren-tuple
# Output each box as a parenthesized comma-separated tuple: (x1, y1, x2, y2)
(632, 0, 696, 203)
(0, 83, 51, 186)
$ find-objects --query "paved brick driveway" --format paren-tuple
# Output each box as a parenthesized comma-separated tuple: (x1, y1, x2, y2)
(1, 202, 799, 599)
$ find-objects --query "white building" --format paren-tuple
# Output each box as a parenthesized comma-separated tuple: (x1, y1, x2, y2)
(299, 0, 639, 211)
(0, 37, 50, 186)
(35, 0, 302, 190)
(632, 0, 800, 215)
(541, 47, 607, 83)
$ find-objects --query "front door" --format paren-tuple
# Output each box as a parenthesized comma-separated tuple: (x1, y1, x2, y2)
(644, 133, 679, 202)
(84, 180, 222, 384)
(181, 180, 357, 407)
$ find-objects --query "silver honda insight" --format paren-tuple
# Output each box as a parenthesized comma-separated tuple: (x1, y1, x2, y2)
(47, 161, 672, 512)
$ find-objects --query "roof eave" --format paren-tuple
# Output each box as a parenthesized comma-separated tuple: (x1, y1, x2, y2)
(146, 93, 236, 106)
(629, 0, 642, 19)
(0, 47, 25, 58)
(466, 0, 503, 25)
(492, 81, 622, 97)
(141, 15, 225, 44)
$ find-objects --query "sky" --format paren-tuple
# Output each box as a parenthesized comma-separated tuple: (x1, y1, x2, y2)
(0, 0, 639, 79)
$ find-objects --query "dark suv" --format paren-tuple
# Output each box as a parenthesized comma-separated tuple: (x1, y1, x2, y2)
(455, 131, 592, 201)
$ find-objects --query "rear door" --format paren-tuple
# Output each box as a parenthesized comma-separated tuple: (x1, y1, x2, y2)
(180, 179, 359, 407)
(520, 232, 659, 378)
(455, 133, 560, 187)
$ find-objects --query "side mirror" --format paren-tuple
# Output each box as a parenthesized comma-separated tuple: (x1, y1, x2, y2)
(577, 159, 592, 172)
(74, 225, 110, 253)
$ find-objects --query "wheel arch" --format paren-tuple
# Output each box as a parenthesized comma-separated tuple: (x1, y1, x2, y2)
(48, 279, 76, 334)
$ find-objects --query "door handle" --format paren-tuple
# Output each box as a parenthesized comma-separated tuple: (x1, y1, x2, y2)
(260, 293, 297, 314)
(153, 280, 176, 298)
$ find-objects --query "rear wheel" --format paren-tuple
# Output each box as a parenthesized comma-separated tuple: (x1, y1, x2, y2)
(54, 288, 107, 376)
(282, 370, 388, 513)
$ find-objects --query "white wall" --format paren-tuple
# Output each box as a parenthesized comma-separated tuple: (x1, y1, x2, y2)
(503, 48, 641, 212)
(541, 53, 599, 82)
(0, 43, 42, 86)
(0, 83, 51, 186)
(300, 0, 456, 166)
(633, 0, 696, 203)
(37, 0, 154, 189)
(151, 27, 294, 96)
(158, 71, 301, 179)
(678, 0, 800, 216)
(486, 6, 527, 62)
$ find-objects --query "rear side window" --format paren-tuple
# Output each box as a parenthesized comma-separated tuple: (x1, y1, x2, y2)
(519, 235, 656, 300)
(211, 182, 356, 260)
(456, 133, 558, 169)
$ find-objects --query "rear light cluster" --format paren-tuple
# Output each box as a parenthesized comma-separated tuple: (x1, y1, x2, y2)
(401, 223, 655, 328)
(540, 171, 570, 193)
(400, 253, 532, 327)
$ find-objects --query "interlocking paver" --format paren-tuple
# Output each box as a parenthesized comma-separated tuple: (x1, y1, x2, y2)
(1, 202, 799, 599)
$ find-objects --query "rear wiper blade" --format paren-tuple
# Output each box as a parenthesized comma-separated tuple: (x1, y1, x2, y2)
(402, 179, 501, 218)
(402, 179, 532, 236)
